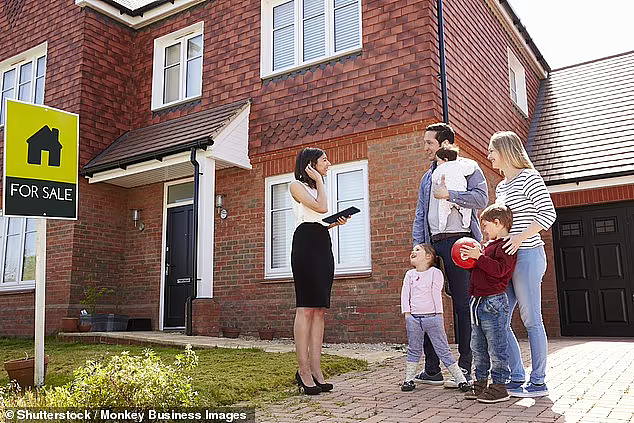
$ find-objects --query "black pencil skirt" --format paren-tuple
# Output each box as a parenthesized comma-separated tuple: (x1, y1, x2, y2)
(291, 222, 335, 308)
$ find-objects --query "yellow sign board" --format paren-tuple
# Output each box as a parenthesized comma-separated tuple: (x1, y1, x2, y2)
(3, 99, 79, 219)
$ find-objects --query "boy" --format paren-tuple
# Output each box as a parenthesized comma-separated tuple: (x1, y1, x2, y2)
(460, 204, 517, 403)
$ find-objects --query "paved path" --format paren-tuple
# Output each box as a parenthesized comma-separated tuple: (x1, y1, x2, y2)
(257, 338, 634, 423)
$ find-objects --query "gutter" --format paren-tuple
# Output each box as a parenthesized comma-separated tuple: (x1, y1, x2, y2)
(436, 0, 450, 123)
(186, 147, 201, 336)
(97, 0, 174, 16)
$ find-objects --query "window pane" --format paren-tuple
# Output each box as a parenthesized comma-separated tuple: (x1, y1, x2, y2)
(19, 62, 32, 84)
(22, 231, 36, 281)
(18, 82, 31, 101)
(187, 35, 202, 59)
(7, 218, 23, 236)
(4, 218, 22, 283)
(337, 170, 363, 201)
(167, 182, 194, 204)
(303, 15, 325, 61)
(335, 170, 366, 266)
(273, 25, 294, 71)
(334, 1, 360, 52)
(35, 77, 44, 104)
(186, 57, 202, 98)
(163, 64, 180, 103)
(165, 43, 181, 67)
(1, 69, 16, 125)
(274, 0, 294, 28)
(271, 209, 294, 268)
(36, 56, 46, 77)
(272, 183, 291, 210)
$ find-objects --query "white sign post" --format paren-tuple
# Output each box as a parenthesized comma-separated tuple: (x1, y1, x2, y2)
(34, 218, 47, 386)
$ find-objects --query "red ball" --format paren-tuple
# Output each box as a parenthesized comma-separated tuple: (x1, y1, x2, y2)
(451, 237, 481, 269)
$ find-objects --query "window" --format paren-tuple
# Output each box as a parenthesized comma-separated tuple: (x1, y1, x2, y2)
(152, 22, 204, 111)
(0, 43, 47, 126)
(261, 0, 362, 77)
(0, 214, 38, 292)
(265, 160, 370, 278)
(507, 47, 528, 116)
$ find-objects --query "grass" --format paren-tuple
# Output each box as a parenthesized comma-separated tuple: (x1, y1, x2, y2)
(0, 337, 367, 406)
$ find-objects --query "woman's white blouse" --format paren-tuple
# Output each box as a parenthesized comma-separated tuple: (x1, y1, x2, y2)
(290, 183, 329, 228)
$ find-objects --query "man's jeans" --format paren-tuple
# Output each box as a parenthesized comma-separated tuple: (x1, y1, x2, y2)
(470, 293, 509, 384)
(506, 246, 548, 384)
(423, 235, 472, 374)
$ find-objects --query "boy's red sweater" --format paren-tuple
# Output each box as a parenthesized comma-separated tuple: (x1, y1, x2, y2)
(469, 238, 518, 297)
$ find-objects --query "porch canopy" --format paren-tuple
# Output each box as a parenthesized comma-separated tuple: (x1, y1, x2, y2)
(81, 99, 251, 186)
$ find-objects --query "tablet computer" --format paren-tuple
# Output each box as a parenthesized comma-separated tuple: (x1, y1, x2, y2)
(322, 206, 361, 224)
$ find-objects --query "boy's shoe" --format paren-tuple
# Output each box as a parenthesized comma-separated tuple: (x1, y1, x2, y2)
(477, 383, 510, 403)
(464, 380, 487, 400)
(510, 382, 549, 398)
(444, 367, 472, 388)
(401, 380, 416, 391)
(505, 380, 525, 391)
(414, 370, 444, 385)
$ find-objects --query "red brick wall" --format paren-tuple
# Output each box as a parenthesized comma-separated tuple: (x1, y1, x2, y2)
(442, 0, 542, 150)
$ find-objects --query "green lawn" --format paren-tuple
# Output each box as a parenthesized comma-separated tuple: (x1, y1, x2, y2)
(0, 338, 367, 406)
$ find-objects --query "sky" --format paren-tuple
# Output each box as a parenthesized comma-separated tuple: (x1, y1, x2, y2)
(506, 0, 634, 70)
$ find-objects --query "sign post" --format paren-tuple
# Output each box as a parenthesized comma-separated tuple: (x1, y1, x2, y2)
(3, 99, 78, 387)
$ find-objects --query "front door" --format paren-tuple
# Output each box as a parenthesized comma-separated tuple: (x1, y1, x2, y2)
(164, 204, 193, 328)
(553, 201, 634, 336)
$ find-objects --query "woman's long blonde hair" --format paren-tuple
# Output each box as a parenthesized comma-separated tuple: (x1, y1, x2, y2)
(489, 131, 534, 170)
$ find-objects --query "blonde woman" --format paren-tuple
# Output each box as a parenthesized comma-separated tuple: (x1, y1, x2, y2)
(487, 131, 556, 398)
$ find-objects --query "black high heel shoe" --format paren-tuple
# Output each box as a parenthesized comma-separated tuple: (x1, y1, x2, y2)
(312, 376, 333, 392)
(295, 371, 321, 395)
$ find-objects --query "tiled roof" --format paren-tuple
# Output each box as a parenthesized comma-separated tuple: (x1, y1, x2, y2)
(528, 51, 634, 184)
(82, 99, 250, 175)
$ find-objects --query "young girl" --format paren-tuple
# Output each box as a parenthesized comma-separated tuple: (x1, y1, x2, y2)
(400, 244, 469, 392)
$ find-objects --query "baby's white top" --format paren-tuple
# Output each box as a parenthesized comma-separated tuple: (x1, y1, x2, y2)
(290, 182, 329, 227)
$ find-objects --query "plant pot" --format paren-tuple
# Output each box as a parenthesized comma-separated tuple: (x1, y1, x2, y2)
(258, 328, 275, 340)
(221, 327, 241, 338)
(4, 355, 50, 389)
(61, 317, 79, 332)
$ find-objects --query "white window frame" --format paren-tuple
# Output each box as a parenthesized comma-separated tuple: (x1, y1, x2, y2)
(0, 42, 47, 128)
(151, 21, 204, 111)
(260, 0, 363, 78)
(0, 212, 38, 293)
(507, 47, 528, 116)
(264, 160, 370, 279)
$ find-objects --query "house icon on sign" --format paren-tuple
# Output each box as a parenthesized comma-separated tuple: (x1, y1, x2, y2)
(27, 125, 62, 167)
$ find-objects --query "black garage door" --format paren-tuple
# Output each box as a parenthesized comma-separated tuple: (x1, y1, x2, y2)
(554, 201, 634, 336)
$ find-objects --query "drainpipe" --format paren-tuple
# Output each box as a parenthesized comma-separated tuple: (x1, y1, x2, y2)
(186, 148, 200, 336)
(437, 0, 450, 123)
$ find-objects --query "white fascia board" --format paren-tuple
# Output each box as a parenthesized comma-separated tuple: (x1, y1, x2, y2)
(548, 175, 634, 194)
(204, 103, 252, 170)
(484, 0, 547, 79)
(86, 150, 192, 184)
(75, 0, 206, 29)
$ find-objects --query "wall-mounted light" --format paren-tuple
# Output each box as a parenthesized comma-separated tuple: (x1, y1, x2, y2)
(215, 194, 228, 219)
(131, 208, 145, 231)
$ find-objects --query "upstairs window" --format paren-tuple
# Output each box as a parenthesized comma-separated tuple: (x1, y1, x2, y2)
(0, 43, 47, 126)
(264, 160, 370, 279)
(261, 0, 362, 77)
(152, 22, 204, 111)
(0, 214, 38, 292)
(508, 47, 528, 116)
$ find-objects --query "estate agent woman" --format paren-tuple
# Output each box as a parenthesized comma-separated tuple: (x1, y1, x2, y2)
(487, 131, 556, 398)
(289, 147, 348, 395)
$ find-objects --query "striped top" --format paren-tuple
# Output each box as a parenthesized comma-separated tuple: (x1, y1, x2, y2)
(495, 169, 557, 249)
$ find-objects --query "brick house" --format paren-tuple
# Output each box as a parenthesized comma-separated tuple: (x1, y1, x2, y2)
(0, 0, 551, 342)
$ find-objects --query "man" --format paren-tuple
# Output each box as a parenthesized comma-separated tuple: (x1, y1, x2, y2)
(412, 122, 489, 387)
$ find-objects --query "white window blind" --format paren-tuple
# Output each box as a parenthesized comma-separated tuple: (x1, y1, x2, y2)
(0, 44, 47, 125)
(303, 0, 325, 62)
(273, 1, 295, 71)
(334, 0, 360, 52)
(265, 160, 370, 278)
(0, 214, 38, 291)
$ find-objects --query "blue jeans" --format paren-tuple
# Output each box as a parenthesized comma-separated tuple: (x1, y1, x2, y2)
(406, 314, 457, 368)
(424, 236, 472, 374)
(470, 293, 509, 384)
(506, 246, 548, 384)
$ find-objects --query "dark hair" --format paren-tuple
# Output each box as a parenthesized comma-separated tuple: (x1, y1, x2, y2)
(426, 122, 455, 145)
(294, 147, 325, 189)
(435, 146, 459, 161)
(480, 204, 513, 231)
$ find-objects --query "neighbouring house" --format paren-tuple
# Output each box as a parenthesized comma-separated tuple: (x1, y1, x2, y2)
(529, 50, 634, 337)
(0, 0, 556, 342)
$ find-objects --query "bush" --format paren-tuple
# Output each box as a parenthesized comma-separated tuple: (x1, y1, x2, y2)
(1, 345, 199, 409)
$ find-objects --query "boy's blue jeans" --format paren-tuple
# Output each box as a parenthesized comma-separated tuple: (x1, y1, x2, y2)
(470, 292, 510, 384)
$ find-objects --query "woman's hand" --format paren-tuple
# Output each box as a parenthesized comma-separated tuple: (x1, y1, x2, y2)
(328, 216, 349, 229)
(460, 244, 482, 260)
(305, 163, 322, 182)
(503, 234, 524, 255)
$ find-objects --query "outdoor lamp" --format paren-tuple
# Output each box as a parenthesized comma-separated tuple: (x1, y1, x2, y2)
(131, 209, 145, 230)
(215, 194, 228, 219)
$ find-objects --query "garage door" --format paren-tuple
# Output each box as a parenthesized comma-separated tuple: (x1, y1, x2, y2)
(553, 201, 634, 336)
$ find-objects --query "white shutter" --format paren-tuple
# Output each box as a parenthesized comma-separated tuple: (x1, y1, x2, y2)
(271, 182, 294, 269)
(335, 169, 366, 266)
(273, 1, 295, 71)
(333, 0, 360, 52)
(303, 0, 325, 61)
